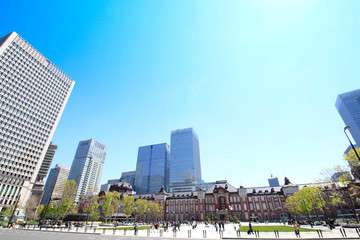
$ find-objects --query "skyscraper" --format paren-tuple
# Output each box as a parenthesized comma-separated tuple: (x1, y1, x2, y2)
(68, 139, 107, 202)
(32, 142, 58, 198)
(168, 128, 202, 192)
(0, 32, 74, 209)
(134, 143, 170, 194)
(268, 177, 280, 187)
(40, 164, 70, 205)
(120, 170, 136, 186)
(336, 89, 360, 146)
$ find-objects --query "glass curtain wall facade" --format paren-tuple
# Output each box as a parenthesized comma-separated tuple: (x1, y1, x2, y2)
(120, 170, 135, 186)
(168, 128, 202, 191)
(0, 32, 75, 209)
(40, 164, 70, 205)
(134, 143, 169, 194)
(68, 139, 107, 202)
(336, 89, 360, 146)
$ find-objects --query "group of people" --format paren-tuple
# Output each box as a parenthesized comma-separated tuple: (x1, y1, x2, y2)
(213, 221, 226, 232)
(133, 221, 183, 233)
(19, 221, 27, 228)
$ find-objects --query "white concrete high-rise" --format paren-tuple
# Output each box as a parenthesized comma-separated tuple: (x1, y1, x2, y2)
(68, 139, 107, 202)
(0, 32, 75, 209)
(32, 142, 58, 198)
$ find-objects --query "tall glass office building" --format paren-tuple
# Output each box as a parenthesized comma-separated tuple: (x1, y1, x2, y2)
(0, 32, 74, 209)
(40, 164, 70, 205)
(168, 128, 202, 192)
(120, 170, 136, 186)
(68, 139, 107, 202)
(336, 89, 360, 146)
(134, 143, 169, 194)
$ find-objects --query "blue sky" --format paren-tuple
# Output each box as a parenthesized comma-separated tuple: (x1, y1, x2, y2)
(1, 0, 360, 187)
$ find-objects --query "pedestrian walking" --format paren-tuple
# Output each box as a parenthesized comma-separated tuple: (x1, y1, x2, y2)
(294, 221, 300, 238)
(248, 222, 253, 234)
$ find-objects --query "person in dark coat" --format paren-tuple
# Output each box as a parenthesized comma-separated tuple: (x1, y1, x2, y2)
(248, 222, 253, 234)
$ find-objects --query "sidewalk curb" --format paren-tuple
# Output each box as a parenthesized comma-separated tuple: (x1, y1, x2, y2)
(223, 238, 360, 240)
(16, 228, 102, 235)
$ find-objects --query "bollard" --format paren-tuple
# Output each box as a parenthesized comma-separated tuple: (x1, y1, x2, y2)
(103, 228, 106, 234)
(76, 227, 79, 232)
(93, 227, 96, 233)
(68, 226, 70, 232)
(113, 228, 116, 235)
(147, 229, 150, 236)
(188, 229, 191, 238)
(203, 230, 207, 238)
(53, 226, 55, 231)
(124, 229, 127, 235)
(160, 229, 163, 237)
(85, 227, 87, 232)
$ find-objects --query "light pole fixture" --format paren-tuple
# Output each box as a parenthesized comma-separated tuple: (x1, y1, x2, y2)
(344, 126, 360, 162)
(7, 194, 20, 228)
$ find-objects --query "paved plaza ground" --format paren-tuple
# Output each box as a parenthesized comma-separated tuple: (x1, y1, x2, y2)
(1, 222, 360, 239)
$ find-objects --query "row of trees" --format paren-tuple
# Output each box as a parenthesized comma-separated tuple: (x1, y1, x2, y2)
(286, 147, 360, 222)
(82, 193, 162, 223)
(0, 180, 78, 222)
(1, 180, 163, 223)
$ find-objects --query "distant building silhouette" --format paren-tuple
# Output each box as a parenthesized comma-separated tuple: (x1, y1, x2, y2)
(121, 171, 136, 187)
(268, 177, 280, 187)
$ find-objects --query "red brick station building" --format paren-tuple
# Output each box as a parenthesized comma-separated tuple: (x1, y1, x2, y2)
(103, 179, 301, 222)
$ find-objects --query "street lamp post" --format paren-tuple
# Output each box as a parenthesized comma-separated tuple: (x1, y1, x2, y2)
(344, 126, 360, 162)
(7, 194, 21, 228)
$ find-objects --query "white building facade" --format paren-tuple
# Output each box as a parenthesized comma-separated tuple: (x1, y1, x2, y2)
(0, 32, 75, 209)
(68, 139, 107, 202)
